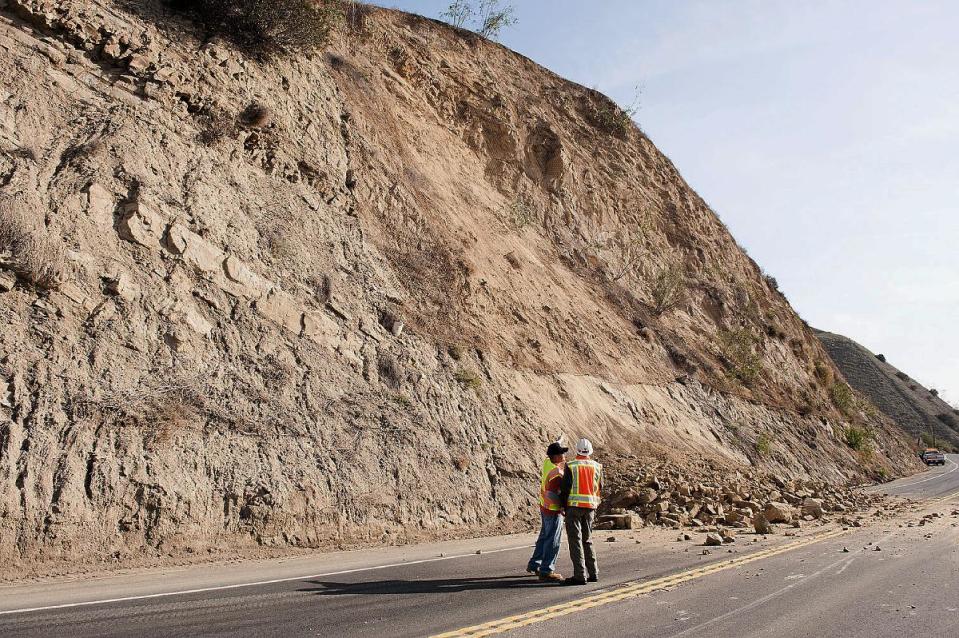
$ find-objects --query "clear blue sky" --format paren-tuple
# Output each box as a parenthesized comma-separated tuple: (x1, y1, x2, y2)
(382, 0, 959, 404)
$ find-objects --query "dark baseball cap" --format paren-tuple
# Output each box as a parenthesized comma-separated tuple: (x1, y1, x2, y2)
(546, 442, 569, 457)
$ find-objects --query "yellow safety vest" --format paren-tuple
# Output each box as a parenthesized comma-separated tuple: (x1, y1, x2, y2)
(539, 459, 563, 512)
(566, 458, 602, 509)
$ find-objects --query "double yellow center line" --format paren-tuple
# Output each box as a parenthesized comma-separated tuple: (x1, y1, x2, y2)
(435, 489, 959, 637)
(432, 528, 849, 637)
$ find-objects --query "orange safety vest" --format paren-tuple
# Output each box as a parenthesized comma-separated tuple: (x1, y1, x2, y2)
(566, 458, 602, 509)
(539, 459, 563, 513)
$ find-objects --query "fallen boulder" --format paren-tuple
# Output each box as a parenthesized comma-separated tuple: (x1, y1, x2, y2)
(753, 513, 773, 534)
(763, 501, 794, 524)
(802, 497, 824, 519)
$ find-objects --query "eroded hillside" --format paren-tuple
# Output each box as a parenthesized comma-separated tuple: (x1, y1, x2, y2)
(0, 0, 919, 572)
(817, 330, 959, 450)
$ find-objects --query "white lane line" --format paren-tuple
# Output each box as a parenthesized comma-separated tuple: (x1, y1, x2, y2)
(885, 458, 958, 491)
(0, 544, 531, 617)
(834, 557, 855, 576)
(666, 529, 897, 638)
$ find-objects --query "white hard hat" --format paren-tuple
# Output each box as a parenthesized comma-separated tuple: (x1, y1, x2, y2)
(576, 438, 593, 456)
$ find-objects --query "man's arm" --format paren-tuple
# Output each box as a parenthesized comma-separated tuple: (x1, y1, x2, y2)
(560, 466, 572, 506)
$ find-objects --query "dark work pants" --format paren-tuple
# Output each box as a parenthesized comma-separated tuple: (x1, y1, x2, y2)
(565, 506, 597, 581)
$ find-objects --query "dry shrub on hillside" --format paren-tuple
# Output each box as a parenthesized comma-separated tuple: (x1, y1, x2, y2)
(844, 425, 872, 452)
(454, 367, 482, 390)
(650, 261, 686, 315)
(239, 102, 273, 129)
(0, 196, 67, 290)
(342, 0, 375, 36)
(167, 0, 342, 58)
(830, 381, 856, 417)
(719, 327, 762, 386)
(585, 86, 640, 137)
(83, 374, 206, 444)
(813, 360, 833, 386)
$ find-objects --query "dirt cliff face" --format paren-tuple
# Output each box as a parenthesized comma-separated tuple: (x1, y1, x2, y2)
(0, 0, 919, 571)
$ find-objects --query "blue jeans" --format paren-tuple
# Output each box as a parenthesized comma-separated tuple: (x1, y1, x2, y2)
(526, 511, 564, 575)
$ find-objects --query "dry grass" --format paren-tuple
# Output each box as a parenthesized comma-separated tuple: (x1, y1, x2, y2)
(197, 110, 238, 146)
(454, 367, 482, 390)
(342, 0, 376, 37)
(239, 102, 273, 129)
(167, 0, 342, 59)
(377, 354, 404, 388)
(82, 374, 206, 445)
(719, 327, 762, 386)
(814, 360, 833, 386)
(830, 381, 856, 417)
(0, 196, 67, 290)
(650, 261, 686, 315)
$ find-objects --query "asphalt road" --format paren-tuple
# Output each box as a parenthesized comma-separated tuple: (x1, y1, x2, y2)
(873, 454, 959, 499)
(2, 455, 958, 638)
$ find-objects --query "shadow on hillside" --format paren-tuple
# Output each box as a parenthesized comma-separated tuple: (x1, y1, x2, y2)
(299, 574, 550, 596)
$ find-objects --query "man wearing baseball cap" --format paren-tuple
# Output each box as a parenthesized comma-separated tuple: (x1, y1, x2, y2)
(525, 438, 568, 581)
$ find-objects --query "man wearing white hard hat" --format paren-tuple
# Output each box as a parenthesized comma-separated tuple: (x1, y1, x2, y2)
(559, 438, 603, 585)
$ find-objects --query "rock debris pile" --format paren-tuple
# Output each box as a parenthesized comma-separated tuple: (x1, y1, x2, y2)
(597, 457, 888, 541)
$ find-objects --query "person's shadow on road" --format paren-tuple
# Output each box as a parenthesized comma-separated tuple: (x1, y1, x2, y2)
(299, 575, 550, 595)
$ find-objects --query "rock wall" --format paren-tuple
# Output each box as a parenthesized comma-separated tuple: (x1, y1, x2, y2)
(0, 0, 919, 571)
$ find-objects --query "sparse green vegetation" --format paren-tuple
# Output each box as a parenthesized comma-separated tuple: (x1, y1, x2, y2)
(592, 104, 633, 136)
(763, 272, 780, 293)
(719, 328, 762, 386)
(830, 381, 856, 417)
(651, 261, 687, 315)
(448, 343, 466, 361)
(588, 85, 641, 137)
(440, 0, 517, 39)
(844, 425, 871, 451)
(755, 434, 772, 456)
(454, 367, 482, 389)
(392, 393, 413, 409)
(507, 197, 533, 229)
(168, 0, 342, 59)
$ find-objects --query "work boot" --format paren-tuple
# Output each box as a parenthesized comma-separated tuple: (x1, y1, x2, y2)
(538, 572, 564, 582)
(562, 577, 587, 586)
(587, 575, 598, 583)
